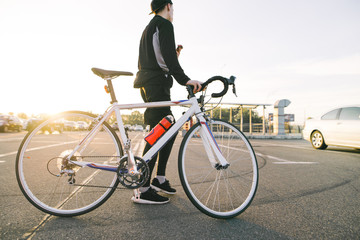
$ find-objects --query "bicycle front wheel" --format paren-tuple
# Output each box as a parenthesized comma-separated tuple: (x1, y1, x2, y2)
(16, 111, 122, 217)
(178, 119, 258, 219)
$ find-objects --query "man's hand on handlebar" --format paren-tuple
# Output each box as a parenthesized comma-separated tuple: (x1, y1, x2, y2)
(186, 80, 203, 93)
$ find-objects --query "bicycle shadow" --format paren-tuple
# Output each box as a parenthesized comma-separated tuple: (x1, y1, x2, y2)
(30, 191, 291, 240)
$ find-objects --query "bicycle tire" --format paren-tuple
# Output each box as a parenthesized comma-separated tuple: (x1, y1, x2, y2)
(178, 119, 258, 219)
(16, 111, 123, 217)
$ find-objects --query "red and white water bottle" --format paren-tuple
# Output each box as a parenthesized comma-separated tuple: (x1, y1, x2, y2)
(145, 115, 174, 146)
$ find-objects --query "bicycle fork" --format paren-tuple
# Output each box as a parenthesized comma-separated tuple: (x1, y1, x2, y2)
(199, 119, 230, 169)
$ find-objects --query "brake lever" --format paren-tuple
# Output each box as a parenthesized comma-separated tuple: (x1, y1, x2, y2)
(232, 84, 237, 97)
(228, 76, 237, 97)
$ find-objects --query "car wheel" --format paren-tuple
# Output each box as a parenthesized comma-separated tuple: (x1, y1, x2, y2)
(311, 130, 328, 150)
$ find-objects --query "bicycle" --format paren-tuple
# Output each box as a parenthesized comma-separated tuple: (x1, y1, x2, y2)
(16, 68, 259, 219)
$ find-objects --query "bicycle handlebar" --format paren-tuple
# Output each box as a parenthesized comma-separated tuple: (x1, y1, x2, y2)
(201, 76, 229, 98)
(187, 75, 236, 98)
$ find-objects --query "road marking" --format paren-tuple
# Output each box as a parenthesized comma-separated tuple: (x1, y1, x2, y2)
(127, 132, 147, 156)
(0, 137, 24, 142)
(0, 160, 5, 163)
(195, 140, 318, 165)
(21, 214, 53, 239)
(273, 162, 318, 164)
(252, 141, 359, 156)
(217, 141, 318, 165)
(255, 152, 318, 164)
(21, 163, 105, 239)
(251, 141, 310, 150)
(0, 141, 78, 159)
(19, 132, 145, 239)
(134, 140, 146, 156)
(0, 151, 18, 158)
(21, 150, 117, 239)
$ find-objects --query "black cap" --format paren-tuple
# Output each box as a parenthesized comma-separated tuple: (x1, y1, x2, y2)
(150, 0, 173, 15)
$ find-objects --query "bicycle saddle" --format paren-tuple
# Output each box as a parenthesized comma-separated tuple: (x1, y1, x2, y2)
(91, 68, 133, 79)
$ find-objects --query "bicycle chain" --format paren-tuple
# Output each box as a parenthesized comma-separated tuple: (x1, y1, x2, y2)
(75, 155, 123, 159)
(70, 155, 124, 189)
(72, 183, 126, 189)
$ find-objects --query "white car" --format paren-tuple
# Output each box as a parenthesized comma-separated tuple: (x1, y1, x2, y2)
(303, 106, 360, 149)
(64, 120, 78, 131)
(77, 121, 88, 130)
(134, 125, 144, 131)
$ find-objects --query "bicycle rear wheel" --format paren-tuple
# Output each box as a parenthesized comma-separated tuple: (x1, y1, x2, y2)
(178, 119, 258, 219)
(16, 111, 122, 217)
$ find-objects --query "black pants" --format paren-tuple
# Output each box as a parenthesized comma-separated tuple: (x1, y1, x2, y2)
(140, 85, 177, 187)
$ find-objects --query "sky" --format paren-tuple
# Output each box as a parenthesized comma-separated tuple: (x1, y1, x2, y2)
(1, 0, 359, 124)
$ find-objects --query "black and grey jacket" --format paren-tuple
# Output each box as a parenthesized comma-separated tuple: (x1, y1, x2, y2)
(134, 15, 190, 88)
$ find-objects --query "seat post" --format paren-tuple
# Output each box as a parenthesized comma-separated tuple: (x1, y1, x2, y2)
(106, 79, 118, 104)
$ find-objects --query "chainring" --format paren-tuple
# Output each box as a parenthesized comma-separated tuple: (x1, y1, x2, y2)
(117, 156, 149, 189)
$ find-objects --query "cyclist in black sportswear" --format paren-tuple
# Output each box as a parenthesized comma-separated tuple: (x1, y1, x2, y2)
(133, 0, 202, 204)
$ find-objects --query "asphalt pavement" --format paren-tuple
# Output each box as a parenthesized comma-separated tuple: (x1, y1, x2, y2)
(1, 132, 359, 240)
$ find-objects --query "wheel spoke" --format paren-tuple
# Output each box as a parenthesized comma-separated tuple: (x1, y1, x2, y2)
(16, 111, 122, 216)
(179, 119, 258, 219)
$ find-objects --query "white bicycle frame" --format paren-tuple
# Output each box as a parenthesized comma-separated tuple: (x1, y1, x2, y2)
(67, 95, 229, 176)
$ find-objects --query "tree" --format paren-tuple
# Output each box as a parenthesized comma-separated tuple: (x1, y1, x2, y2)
(211, 107, 262, 124)
(17, 113, 28, 119)
(122, 111, 144, 126)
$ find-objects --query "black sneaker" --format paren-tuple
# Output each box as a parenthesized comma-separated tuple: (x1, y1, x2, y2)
(151, 178, 176, 195)
(131, 188, 169, 204)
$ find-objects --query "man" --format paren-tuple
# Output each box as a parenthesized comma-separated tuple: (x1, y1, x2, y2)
(133, 0, 202, 204)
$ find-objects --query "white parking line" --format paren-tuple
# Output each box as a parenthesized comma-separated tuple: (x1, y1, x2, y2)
(0, 151, 18, 158)
(21, 214, 53, 239)
(20, 132, 146, 239)
(21, 153, 111, 240)
(255, 152, 318, 165)
(195, 140, 319, 165)
(0, 141, 79, 160)
(132, 132, 146, 155)
(216, 143, 319, 165)
(251, 141, 310, 150)
(0, 137, 24, 142)
(273, 162, 318, 164)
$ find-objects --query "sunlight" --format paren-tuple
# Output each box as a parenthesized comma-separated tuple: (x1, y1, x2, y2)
(1, 0, 359, 125)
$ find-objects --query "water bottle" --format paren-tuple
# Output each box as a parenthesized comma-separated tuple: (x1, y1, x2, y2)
(145, 115, 174, 146)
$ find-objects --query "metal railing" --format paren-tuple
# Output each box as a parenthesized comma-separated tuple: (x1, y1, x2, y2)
(204, 103, 301, 136)
(206, 102, 271, 135)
